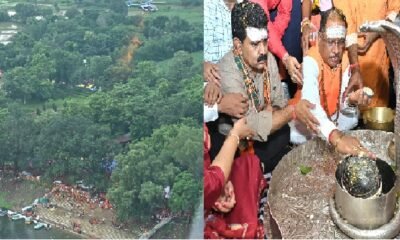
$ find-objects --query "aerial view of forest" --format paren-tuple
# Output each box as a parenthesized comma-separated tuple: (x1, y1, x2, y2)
(0, 0, 202, 238)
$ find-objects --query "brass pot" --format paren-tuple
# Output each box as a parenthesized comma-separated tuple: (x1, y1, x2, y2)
(363, 107, 394, 132)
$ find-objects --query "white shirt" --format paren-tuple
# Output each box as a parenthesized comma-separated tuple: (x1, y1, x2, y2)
(313, 0, 332, 12)
(203, 82, 219, 122)
(290, 56, 359, 144)
(204, 0, 233, 63)
(204, 104, 219, 123)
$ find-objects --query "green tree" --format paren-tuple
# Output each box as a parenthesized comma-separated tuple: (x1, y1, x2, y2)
(0, 10, 11, 22)
(3, 67, 34, 103)
(108, 0, 128, 16)
(65, 7, 81, 19)
(166, 51, 194, 82)
(133, 61, 158, 87)
(108, 123, 201, 220)
(169, 171, 200, 214)
(139, 181, 163, 215)
(35, 114, 118, 191)
(52, 49, 82, 86)
(28, 52, 56, 100)
(0, 104, 36, 174)
(15, 3, 37, 23)
(103, 63, 132, 87)
(87, 55, 113, 85)
(26, 18, 48, 40)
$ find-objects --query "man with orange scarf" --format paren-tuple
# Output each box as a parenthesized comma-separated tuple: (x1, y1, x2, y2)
(290, 8, 374, 157)
(338, 0, 400, 108)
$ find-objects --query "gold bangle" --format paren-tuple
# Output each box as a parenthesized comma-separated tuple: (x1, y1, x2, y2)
(228, 132, 240, 145)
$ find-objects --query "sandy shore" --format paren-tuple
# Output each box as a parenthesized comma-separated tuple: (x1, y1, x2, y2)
(0, 176, 164, 239)
(35, 198, 140, 239)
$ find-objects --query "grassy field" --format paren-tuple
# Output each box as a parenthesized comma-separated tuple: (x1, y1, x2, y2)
(0, 177, 47, 210)
(0, 192, 13, 209)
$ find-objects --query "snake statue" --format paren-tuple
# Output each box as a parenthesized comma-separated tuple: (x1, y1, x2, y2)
(360, 16, 400, 174)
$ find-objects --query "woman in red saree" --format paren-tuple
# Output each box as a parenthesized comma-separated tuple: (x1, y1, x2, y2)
(204, 119, 267, 239)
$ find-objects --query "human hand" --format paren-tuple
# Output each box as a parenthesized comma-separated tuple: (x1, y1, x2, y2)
(294, 100, 319, 133)
(218, 93, 249, 118)
(301, 24, 312, 54)
(358, 32, 380, 55)
(331, 131, 376, 158)
(213, 181, 236, 213)
(343, 70, 363, 101)
(283, 55, 303, 85)
(231, 118, 255, 140)
(204, 61, 221, 87)
(348, 88, 371, 106)
(204, 82, 222, 106)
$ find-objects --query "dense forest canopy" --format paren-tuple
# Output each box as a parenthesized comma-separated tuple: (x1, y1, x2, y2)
(0, 0, 202, 221)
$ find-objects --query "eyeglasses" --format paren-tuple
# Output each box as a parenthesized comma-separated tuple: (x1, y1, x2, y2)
(319, 33, 345, 48)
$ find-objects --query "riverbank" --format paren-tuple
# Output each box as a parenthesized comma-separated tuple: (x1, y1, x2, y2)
(0, 175, 139, 238)
(0, 173, 190, 239)
(0, 175, 47, 210)
(0, 216, 78, 239)
(34, 197, 140, 239)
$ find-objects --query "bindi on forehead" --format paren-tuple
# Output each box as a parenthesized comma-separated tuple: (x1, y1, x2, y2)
(246, 27, 268, 42)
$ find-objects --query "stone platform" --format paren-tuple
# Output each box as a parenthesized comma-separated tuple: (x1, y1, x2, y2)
(265, 130, 397, 238)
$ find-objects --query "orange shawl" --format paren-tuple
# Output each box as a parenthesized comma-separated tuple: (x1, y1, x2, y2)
(290, 46, 343, 117)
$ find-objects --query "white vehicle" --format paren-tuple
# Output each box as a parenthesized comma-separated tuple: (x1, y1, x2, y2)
(140, 3, 158, 12)
(126, 0, 162, 12)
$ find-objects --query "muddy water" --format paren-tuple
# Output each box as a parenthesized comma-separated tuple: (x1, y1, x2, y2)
(0, 216, 78, 239)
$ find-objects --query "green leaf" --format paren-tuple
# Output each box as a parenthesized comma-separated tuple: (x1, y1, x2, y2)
(299, 165, 312, 175)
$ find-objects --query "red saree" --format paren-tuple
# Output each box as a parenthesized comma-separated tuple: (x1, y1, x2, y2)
(204, 126, 267, 239)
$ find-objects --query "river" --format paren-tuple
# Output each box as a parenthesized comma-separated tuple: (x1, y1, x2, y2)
(0, 216, 79, 239)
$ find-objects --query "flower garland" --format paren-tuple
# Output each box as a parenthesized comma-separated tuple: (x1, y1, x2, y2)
(234, 54, 270, 112)
(319, 64, 342, 124)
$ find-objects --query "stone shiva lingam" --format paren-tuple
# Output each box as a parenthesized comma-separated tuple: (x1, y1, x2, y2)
(340, 157, 382, 199)
(265, 14, 400, 239)
(330, 156, 399, 238)
(329, 16, 400, 239)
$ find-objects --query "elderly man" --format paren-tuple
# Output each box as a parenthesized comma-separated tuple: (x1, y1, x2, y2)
(290, 7, 374, 157)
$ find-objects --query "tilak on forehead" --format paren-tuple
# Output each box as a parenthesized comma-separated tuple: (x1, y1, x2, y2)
(234, 1, 268, 42)
(246, 27, 268, 42)
(325, 25, 346, 39)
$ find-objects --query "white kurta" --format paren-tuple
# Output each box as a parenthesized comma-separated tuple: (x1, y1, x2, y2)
(290, 56, 359, 144)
